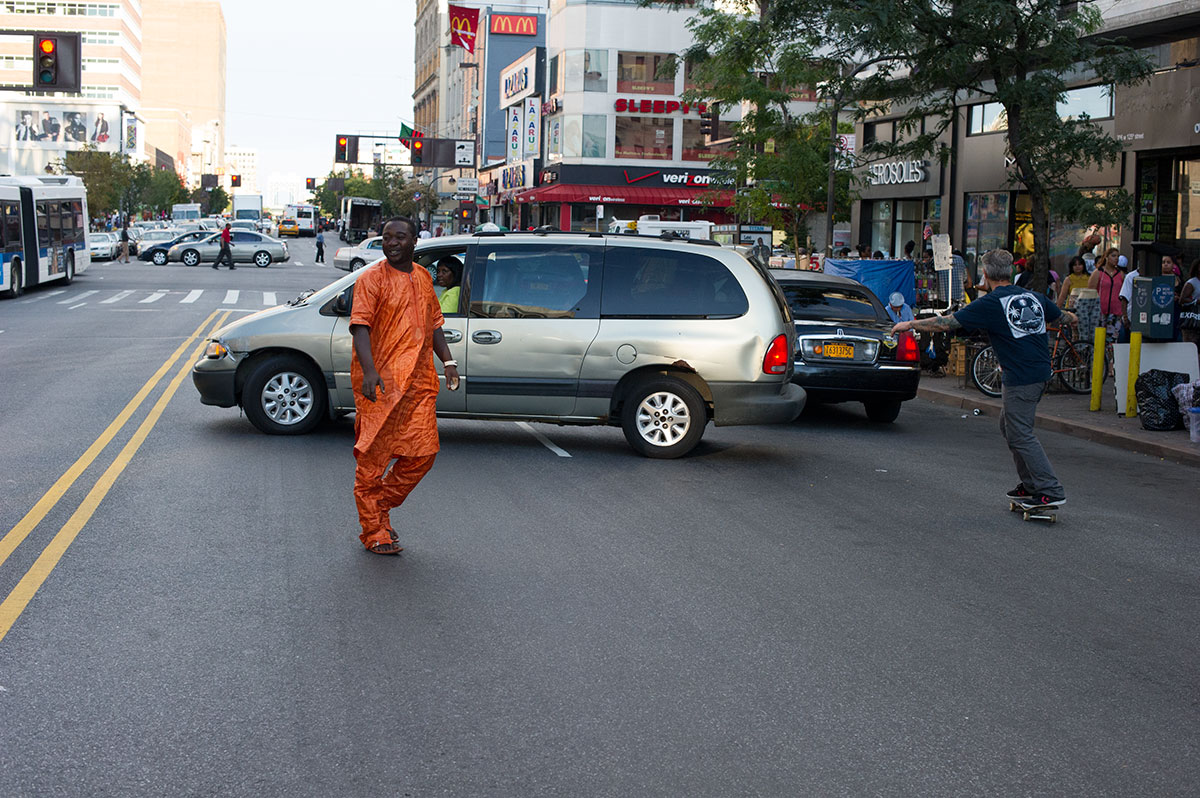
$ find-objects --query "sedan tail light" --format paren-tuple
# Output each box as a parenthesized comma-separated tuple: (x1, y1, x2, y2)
(897, 331, 920, 362)
(763, 333, 790, 375)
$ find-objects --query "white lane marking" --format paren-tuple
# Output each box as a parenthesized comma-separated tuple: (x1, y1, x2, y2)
(59, 290, 98, 303)
(101, 290, 134, 304)
(139, 290, 167, 304)
(19, 289, 66, 304)
(181, 289, 203, 304)
(293, 261, 304, 266)
(517, 422, 571, 458)
(262, 291, 276, 306)
(68, 302, 87, 310)
(223, 289, 239, 304)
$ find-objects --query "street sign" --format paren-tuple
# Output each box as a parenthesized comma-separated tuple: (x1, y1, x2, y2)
(454, 192, 475, 202)
(454, 140, 474, 167)
(456, 177, 479, 193)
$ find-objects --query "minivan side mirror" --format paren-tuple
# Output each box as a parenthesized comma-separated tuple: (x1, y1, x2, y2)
(320, 286, 354, 317)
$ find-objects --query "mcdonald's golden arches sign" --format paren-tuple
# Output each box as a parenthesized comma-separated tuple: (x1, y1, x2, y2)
(490, 14, 538, 35)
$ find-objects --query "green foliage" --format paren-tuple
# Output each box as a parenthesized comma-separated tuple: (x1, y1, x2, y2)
(312, 168, 439, 222)
(143, 168, 189, 213)
(189, 186, 229, 215)
(56, 147, 192, 219)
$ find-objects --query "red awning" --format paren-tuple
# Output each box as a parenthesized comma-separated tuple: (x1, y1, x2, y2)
(513, 183, 734, 207)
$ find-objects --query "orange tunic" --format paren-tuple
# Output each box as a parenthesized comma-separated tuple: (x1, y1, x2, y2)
(350, 258, 444, 459)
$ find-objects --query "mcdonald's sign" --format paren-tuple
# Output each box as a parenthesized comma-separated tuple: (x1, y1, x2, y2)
(490, 14, 538, 35)
(449, 4, 479, 54)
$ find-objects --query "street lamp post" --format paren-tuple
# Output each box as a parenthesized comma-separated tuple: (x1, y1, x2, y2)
(422, 174, 456, 229)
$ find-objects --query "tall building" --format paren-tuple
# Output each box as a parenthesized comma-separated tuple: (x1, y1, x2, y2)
(413, 0, 440, 157)
(225, 146, 259, 195)
(140, 0, 226, 186)
(0, 0, 145, 174)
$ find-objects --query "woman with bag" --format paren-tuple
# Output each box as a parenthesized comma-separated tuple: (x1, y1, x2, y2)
(1180, 258, 1200, 355)
(1087, 248, 1125, 342)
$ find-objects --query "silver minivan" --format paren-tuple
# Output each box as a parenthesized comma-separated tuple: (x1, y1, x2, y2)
(192, 232, 804, 458)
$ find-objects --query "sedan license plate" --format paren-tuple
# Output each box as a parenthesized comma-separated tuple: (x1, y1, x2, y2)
(823, 342, 855, 359)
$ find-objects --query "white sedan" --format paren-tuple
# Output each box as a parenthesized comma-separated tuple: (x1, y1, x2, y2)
(332, 236, 382, 271)
(88, 232, 118, 261)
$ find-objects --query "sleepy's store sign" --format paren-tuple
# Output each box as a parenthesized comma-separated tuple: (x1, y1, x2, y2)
(614, 99, 709, 115)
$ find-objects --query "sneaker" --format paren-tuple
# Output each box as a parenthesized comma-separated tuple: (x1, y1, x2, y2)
(1021, 495, 1065, 509)
(1006, 484, 1033, 500)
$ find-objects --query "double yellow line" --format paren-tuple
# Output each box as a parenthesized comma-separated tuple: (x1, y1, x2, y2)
(0, 309, 231, 644)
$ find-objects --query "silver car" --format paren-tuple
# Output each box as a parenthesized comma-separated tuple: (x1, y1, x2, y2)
(167, 230, 290, 267)
(192, 232, 804, 458)
(332, 236, 382, 271)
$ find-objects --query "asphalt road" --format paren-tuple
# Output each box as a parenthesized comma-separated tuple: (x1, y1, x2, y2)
(1, 243, 1197, 796)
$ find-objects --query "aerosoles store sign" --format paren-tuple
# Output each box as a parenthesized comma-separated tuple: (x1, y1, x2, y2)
(866, 159, 928, 186)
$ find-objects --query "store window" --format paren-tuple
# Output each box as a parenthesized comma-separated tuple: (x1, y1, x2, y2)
(548, 54, 562, 97)
(867, 201, 890, 256)
(582, 115, 606, 158)
(963, 192, 1011, 270)
(584, 49, 608, 92)
(615, 116, 673, 160)
(893, 200, 924, 259)
(968, 102, 1007, 135)
(617, 52, 674, 94)
(562, 115, 582, 158)
(681, 119, 728, 162)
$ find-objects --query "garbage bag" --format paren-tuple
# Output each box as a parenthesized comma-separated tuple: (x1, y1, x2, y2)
(1135, 369, 1191, 431)
(1171, 379, 1200, 412)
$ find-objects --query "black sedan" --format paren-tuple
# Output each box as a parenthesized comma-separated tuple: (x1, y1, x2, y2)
(771, 269, 921, 422)
(139, 229, 212, 266)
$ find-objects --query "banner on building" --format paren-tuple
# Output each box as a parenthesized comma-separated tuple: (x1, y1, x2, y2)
(449, 5, 479, 54)
(122, 112, 138, 155)
(506, 104, 524, 164)
(523, 97, 540, 160)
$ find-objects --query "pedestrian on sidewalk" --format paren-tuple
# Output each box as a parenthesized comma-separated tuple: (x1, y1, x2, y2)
(1180, 258, 1200, 355)
(315, 230, 325, 263)
(1088, 248, 1125, 342)
(213, 223, 235, 270)
(349, 217, 460, 555)
(892, 248, 1078, 510)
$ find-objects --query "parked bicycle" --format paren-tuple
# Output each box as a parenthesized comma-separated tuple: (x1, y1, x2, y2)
(970, 325, 1114, 397)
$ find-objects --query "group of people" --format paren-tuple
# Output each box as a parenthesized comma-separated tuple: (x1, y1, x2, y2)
(15, 111, 107, 143)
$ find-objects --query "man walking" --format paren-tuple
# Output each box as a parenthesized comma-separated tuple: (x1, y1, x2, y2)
(893, 249, 1076, 510)
(350, 217, 460, 555)
(315, 230, 325, 263)
(119, 222, 130, 263)
(213, 223, 235, 270)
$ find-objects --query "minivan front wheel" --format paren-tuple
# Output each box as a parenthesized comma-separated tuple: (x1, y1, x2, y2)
(242, 354, 327, 435)
(621, 377, 706, 459)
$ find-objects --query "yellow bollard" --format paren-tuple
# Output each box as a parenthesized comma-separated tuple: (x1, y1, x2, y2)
(1090, 326, 1105, 412)
(1126, 331, 1142, 418)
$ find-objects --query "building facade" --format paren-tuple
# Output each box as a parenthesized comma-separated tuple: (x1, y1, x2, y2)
(224, 145, 259, 195)
(0, 0, 145, 174)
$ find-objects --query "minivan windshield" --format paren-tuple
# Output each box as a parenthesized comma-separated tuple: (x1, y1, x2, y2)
(781, 284, 882, 322)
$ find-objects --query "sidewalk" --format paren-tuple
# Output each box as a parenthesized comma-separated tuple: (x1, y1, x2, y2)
(918, 373, 1200, 468)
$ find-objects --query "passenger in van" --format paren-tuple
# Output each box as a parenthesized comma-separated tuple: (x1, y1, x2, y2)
(436, 255, 463, 313)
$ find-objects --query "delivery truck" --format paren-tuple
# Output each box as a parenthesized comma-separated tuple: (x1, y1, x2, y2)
(340, 196, 383, 244)
(232, 194, 264, 222)
(608, 214, 713, 240)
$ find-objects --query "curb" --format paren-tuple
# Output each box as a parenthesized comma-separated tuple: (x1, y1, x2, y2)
(917, 386, 1200, 468)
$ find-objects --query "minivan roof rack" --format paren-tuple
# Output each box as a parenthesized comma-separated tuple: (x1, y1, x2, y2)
(468, 229, 721, 246)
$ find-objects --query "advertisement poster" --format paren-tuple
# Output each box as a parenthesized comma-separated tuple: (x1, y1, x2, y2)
(506, 104, 523, 164)
(523, 97, 541, 160)
(123, 112, 138, 154)
(10, 105, 115, 148)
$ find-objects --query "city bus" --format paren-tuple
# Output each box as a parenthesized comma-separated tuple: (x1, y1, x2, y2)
(1, 175, 90, 299)
(284, 203, 318, 237)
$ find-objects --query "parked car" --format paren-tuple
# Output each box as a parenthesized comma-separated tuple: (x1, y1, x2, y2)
(230, 220, 257, 232)
(770, 269, 921, 423)
(277, 218, 299, 237)
(167, 230, 290, 268)
(88, 232, 118, 261)
(332, 236, 382, 271)
(193, 232, 804, 458)
(140, 229, 209, 265)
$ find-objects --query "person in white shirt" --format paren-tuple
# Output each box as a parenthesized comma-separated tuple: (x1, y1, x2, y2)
(417, 222, 432, 240)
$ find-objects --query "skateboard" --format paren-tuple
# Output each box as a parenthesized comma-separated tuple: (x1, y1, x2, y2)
(1009, 500, 1057, 523)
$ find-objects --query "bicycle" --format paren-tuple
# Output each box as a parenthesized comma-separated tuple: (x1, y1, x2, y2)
(970, 324, 1114, 398)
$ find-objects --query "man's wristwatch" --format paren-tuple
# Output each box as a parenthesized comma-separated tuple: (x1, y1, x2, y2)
(443, 360, 458, 368)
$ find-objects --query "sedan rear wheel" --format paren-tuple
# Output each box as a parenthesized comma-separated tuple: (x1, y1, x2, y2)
(864, 399, 902, 423)
(254, 250, 272, 268)
(181, 249, 200, 267)
(621, 377, 706, 459)
(350, 259, 364, 271)
(151, 250, 168, 266)
(242, 354, 326, 435)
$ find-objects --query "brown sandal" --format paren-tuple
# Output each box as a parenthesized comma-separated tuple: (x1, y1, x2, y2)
(362, 529, 402, 555)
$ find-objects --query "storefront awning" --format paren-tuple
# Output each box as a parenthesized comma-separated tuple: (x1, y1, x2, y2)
(512, 183, 735, 207)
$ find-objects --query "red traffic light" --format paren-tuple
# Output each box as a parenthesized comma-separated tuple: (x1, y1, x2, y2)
(39, 38, 55, 54)
(412, 140, 423, 150)
(338, 136, 347, 146)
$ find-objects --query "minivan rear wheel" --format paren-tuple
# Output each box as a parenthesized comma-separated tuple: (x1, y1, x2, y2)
(242, 354, 326, 435)
(621, 377, 706, 459)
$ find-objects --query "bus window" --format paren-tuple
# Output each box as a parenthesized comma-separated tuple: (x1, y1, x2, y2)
(47, 202, 62, 242)
(69, 201, 84, 243)
(5, 204, 20, 250)
(36, 202, 49, 244)
(61, 205, 74, 241)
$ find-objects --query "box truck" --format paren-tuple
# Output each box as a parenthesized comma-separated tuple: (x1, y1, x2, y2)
(232, 194, 264, 222)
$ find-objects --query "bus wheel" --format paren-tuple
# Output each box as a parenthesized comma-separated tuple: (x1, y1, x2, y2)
(5, 259, 21, 299)
(63, 254, 74, 285)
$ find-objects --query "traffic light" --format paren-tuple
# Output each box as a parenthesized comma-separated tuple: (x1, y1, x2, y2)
(335, 135, 349, 163)
(305, 177, 316, 190)
(32, 32, 81, 93)
(411, 138, 425, 165)
(230, 174, 241, 188)
(699, 105, 719, 144)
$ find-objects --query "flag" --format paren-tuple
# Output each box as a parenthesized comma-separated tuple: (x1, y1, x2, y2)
(399, 124, 424, 149)
(923, 223, 933, 240)
(449, 5, 479, 54)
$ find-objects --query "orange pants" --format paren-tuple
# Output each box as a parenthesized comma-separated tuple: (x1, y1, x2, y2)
(354, 449, 436, 547)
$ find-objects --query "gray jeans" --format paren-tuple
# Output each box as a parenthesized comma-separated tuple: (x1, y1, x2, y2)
(999, 381, 1064, 500)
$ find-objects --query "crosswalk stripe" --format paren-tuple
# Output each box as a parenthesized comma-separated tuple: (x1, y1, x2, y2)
(293, 261, 304, 266)
(19, 289, 66, 304)
(101, 290, 134, 304)
(181, 289, 203, 304)
(59, 290, 98, 304)
(262, 291, 276, 306)
(139, 291, 167, 304)
(223, 289, 239, 304)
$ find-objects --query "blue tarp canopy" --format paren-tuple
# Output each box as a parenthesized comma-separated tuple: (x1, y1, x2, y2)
(823, 259, 916, 307)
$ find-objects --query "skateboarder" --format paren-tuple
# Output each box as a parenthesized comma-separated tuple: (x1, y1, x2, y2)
(892, 249, 1077, 511)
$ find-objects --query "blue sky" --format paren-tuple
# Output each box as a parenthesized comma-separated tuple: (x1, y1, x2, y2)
(220, 0, 417, 182)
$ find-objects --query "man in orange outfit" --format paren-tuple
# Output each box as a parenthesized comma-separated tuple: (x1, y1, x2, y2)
(350, 217, 460, 555)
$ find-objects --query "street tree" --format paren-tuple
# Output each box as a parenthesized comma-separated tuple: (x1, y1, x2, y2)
(120, 162, 153, 218)
(848, 0, 1154, 290)
(143, 168, 189, 214)
(59, 148, 126, 215)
